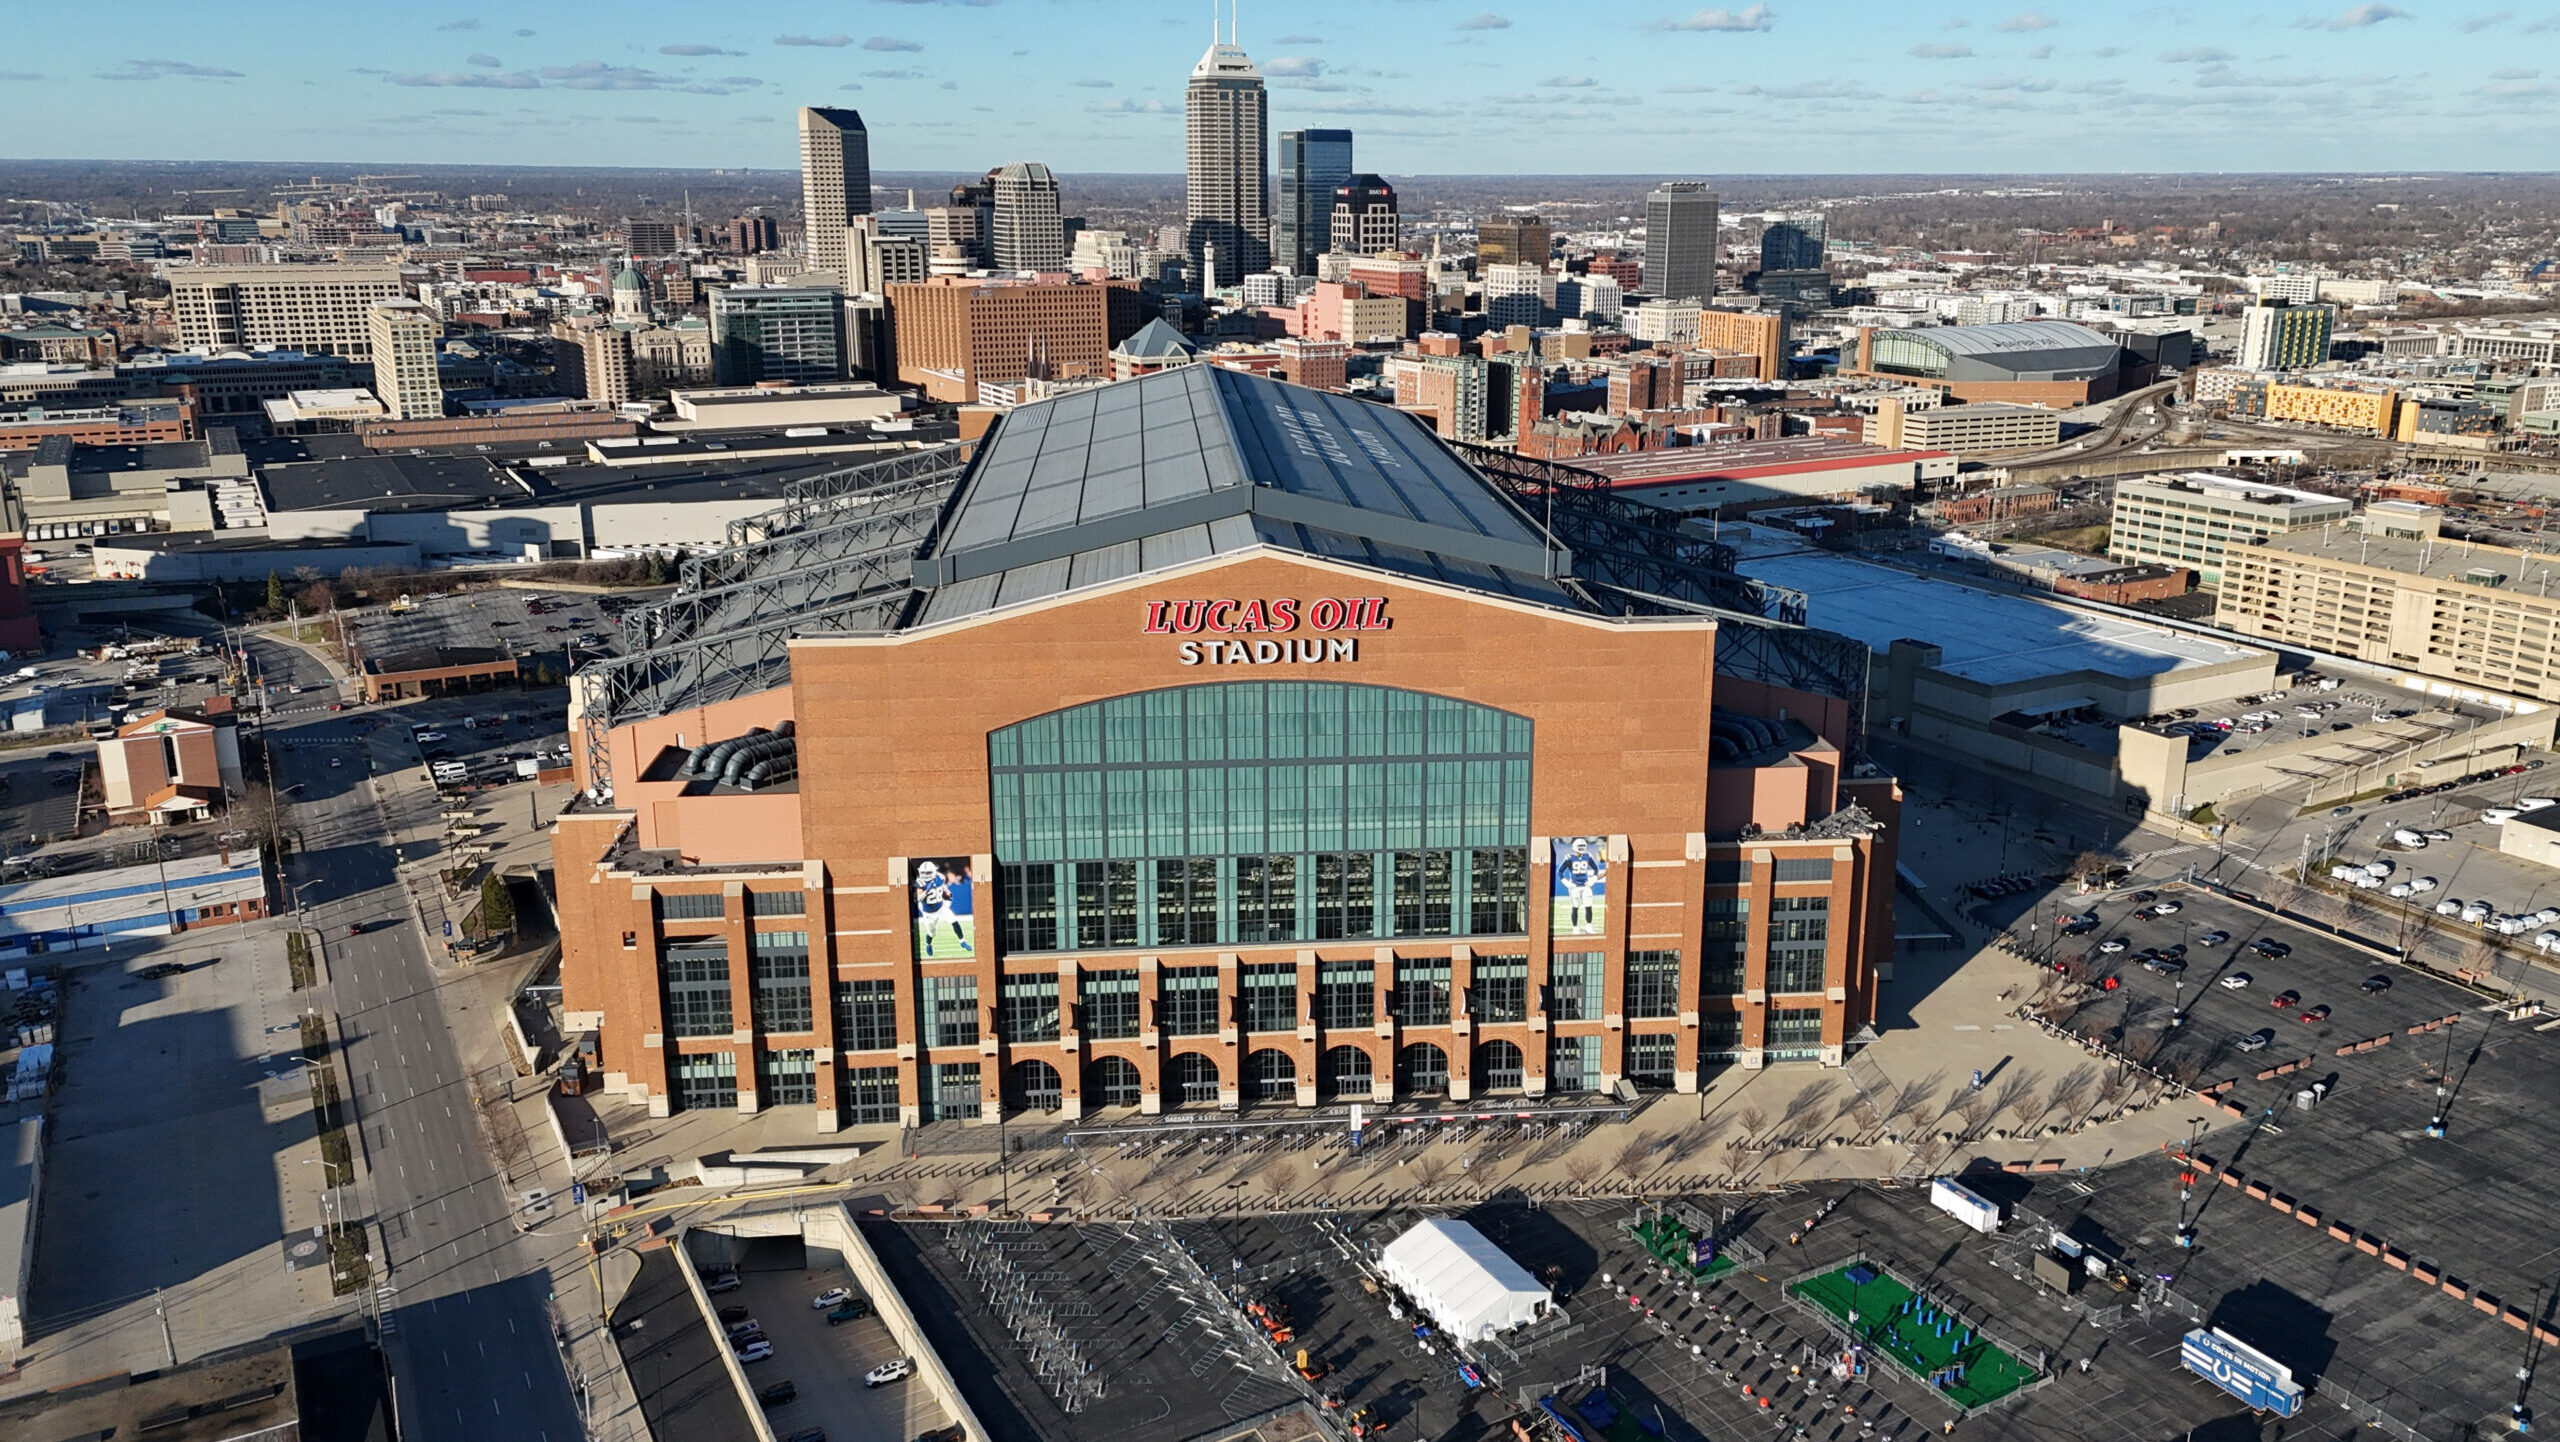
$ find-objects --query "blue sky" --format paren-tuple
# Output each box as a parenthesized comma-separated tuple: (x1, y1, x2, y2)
(2, 1, 2552, 174)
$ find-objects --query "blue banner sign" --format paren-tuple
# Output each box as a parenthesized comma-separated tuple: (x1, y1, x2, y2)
(2181, 1328, 2303, 1417)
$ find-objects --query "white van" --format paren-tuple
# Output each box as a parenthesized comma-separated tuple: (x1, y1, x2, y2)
(2391, 829, 2427, 848)
(2484, 808, 2519, 826)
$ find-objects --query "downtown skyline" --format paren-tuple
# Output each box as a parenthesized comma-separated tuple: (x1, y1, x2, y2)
(0, 1, 2554, 175)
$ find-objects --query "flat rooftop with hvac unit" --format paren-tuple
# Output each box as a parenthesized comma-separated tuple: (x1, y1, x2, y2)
(551, 364, 1903, 1132)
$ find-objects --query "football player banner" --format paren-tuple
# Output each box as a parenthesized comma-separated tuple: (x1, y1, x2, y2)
(911, 856, 977, 959)
(1551, 836, 1608, 937)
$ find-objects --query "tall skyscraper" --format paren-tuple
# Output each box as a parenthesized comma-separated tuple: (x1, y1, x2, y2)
(1184, 25, 1269, 288)
(1643, 181, 1719, 304)
(799, 107, 872, 289)
(1330, 175, 1400, 256)
(989, 162, 1066, 272)
(365, 299, 443, 420)
(1275, 129, 1353, 275)
(1758, 213, 1826, 273)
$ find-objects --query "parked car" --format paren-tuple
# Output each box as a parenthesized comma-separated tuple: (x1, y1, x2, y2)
(2271, 990, 2299, 1009)
(757, 1380, 797, 1408)
(2153, 900, 2182, 915)
(724, 1317, 760, 1340)
(865, 1358, 914, 1388)
(2218, 972, 2252, 990)
(2098, 938, 2129, 954)
(784, 1430, 829, 1442)
(2140, 956, 2187, 976)
(812, 1287, 854, 1310)
(735, 1340, 775, 1363)
(705, 1267, 741, 1294)
(2250, 939, 2293, 958)
(2361, 975, 2393, 994)
(2299, 1004, 2332, 1024)
(2237, 1028, 2275, 1053)
(2133, 906, 2158, 921)
(827, 1300, 873, 1325)
(2199, 930, 2229, 946)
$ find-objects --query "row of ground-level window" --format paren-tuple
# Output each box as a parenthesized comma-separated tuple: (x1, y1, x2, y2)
(995, 848, 1527, 953)
(698, 1020, 1830, 1119)
(670, 942, 1837, 1045)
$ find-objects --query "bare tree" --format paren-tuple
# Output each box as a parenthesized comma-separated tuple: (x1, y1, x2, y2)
(1957, 1091, 1996, 1140)
(1261, 1158, 1301, 1202)
(1414, 1152, 1453, 1190)
(1613, 1137, 1654, 1182)
(2098, 1065, 2138, 1109)
(1734, 1104, 1768, 1146)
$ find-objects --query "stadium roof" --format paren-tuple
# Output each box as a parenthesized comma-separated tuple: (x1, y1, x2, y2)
(912, 363, 1581, 623)
(1880, 320, 2126, 383)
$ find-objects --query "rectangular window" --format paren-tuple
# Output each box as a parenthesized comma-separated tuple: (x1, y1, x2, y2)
(998, 974, 1061, 1043)
(673, 1050, 737, 1110)
(1769, 945, 1827, 993)
(748, 890, 805, 917)
(1318, 961, 1374, 1030)
(1549, 951, 1602, 1020)
(1236, 853, 1300, 944)
(1074, 860, 1140, 949)
(1000, 863, 1059, 953)
(1701, 899, 1750, 993)
(1549, 1033, 1598, 1094)
(1699, 1011, 1743, 1055)
(928, 1062, 982, 1122)
(921, 974, 979, 1048)
(759, 1048, 817, 1105)
(1625, 1033, 1675, 1087)
(1314, 852, 1377, 941)
(1768, 1006, 1826, 1051)
(840, 1065, 899, 1124)
(834, 978, 899, 1052)
(1240, 962, 1298, 1033)
(660, 892, 723, 921)
(1392, 957, 1451, 1027)
(1394, 849, 1454, 937)
(1470, 954, 1528, 1023)
(1161, 966, 1221, 1036)
(1703, 858, 1749, 885)
(749, 937, 812, 1034)
(1772, 858, 1834, 882)
(1469, 847, 1527, 934)
(662, 941, 733, 1038)
(1080, 969, 1139, 1039)
(1156, 858, 1218, 946)
(1626, 950, 1681, 1019)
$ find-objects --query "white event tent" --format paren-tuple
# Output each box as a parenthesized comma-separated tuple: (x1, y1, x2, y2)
(1377, 1219, 1551, 1341)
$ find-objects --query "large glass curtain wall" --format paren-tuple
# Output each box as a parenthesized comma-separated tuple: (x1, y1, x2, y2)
(990, 683, 1532, 953)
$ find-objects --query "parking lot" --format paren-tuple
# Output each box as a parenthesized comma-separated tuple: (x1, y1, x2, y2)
(353, 586, 643, 682)
(2021, 881, 2560, 1433)
(697, 1233, 948, 1442)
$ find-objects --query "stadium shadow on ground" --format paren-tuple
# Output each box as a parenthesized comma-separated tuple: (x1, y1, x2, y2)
(2206, 1278, 2337, 1384)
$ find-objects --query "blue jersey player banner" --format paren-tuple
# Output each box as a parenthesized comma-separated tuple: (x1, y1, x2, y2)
(1552, 836, 1608, 937)
(911, 857, 976, 958)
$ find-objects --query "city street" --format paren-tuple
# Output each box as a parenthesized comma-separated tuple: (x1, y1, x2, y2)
(253, 634, 586, 1442)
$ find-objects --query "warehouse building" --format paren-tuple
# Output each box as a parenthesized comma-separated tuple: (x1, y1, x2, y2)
(551, 366, 1901, 1128)
(1567, 437, 1954, 517)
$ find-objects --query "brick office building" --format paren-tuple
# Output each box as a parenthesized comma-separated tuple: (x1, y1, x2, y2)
(553, 365, 1897, 1127)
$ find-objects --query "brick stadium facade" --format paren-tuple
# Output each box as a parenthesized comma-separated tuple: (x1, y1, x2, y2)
(552, 367, 1897, 1128)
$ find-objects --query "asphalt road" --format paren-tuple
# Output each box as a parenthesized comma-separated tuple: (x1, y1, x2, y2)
(253, 636, 586, 1442)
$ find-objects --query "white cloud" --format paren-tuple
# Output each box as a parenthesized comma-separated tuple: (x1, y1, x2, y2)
(1264, 55, 1327, 77)
(466, 52, 502, 67)
(2161, 46, 2236, 61)
(2299, 3, 2409, 29)
(1455, 12, 1511, 30)
(387, 69, 540, 88)
(1908, 42, 1974, 57)
(1087, 97, 1173, 113)
(1654, 3, 1776, 31)
(864, 36, 923, 51)
(1540, 73, 1598, 86)
(660, 44, 746, 57)
(774, 33, 853, 47)
(96, 58, 243, 80)
(1072, 78, 1114, 87)
(2461, 10, 2514, 30)
(1996, 10, 2056, 30)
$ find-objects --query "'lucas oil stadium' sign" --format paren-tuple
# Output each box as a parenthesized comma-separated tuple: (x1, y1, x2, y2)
(1145, 596, 1390, 666)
